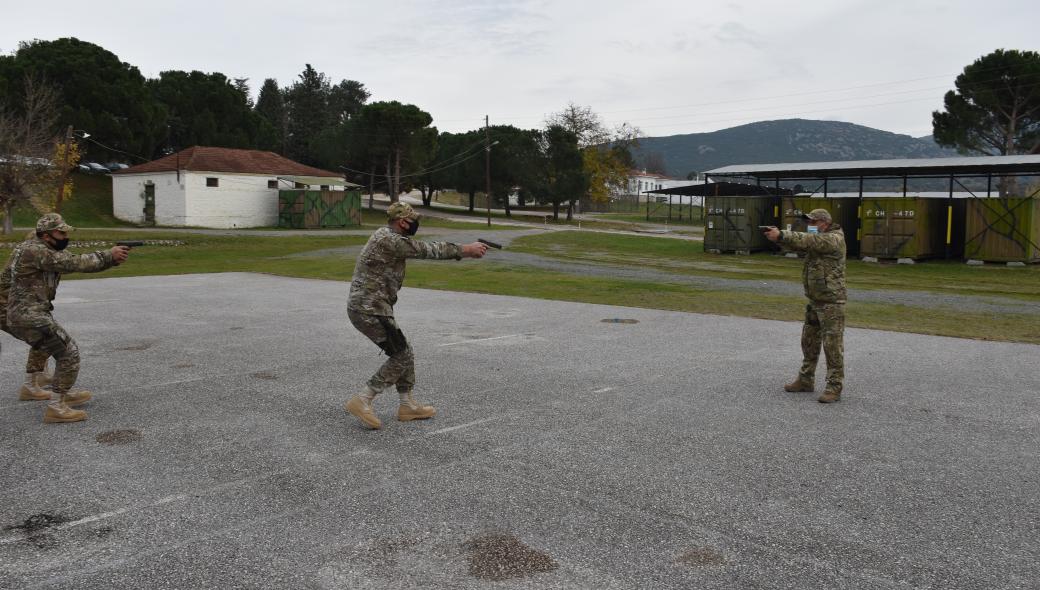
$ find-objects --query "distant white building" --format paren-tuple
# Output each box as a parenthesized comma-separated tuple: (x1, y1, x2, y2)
(619, 170, 704, 203)
(111, 146, 350, 228)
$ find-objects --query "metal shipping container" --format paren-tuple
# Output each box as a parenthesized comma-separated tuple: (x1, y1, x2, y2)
(704, 196, 778, 254)
(278, 189, 362, 229)
(781, 196, 861, 257)
(963, 197, 1040, 263)
(859, 197, 965, 260)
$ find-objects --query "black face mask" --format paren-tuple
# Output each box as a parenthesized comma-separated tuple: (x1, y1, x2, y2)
(404, 219, 419, 236)
(51, 237, 70, 251)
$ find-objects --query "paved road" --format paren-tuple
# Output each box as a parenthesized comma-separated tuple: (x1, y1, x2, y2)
(0, 273, 1036, 589)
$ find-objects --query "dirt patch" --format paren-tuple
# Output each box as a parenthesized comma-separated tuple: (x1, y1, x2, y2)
(676, 546, 728, 566)
(96, 429, 142, 445)
(601, 318, 639, 324)
(4, 513, 73, 549)
(252, 371, 278, 380)
(464, 533, 558, 581)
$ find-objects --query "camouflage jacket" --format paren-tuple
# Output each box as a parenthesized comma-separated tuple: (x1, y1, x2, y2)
(5, 236, 116, 327)
(778, 225, 847, 304)
(348, 227, 462, 316)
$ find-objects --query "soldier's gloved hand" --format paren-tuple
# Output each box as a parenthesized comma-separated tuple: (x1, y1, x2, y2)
(461, 242, 489, 258)
(111, 245, 130, 265)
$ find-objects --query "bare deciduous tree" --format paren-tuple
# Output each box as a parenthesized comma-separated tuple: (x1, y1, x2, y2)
(0, 74, 61, 234)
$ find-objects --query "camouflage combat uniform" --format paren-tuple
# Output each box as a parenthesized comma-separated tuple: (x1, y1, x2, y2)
(778, 225, 846, 395)
(0, 235, 51, 375)
(348, 226, 462, 395)
(5, 235, 116, 397)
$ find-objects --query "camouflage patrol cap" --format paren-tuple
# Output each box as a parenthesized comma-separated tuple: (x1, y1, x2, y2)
(386, 202, 420, 221)
(801, 208, 832, 224)
(36, 213, 73, 233)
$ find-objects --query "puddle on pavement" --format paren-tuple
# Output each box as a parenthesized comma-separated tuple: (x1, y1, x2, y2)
(464, 533, 558, 581)
(252, 371, 278, 380)
(601, 318, 639, 324)
(676, 546, 728, 566)
(4, 513, 73, 549)
(96, 429, 142, 445)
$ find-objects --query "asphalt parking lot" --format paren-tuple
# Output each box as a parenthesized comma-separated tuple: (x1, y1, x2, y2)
(1, 273, 1037, 589)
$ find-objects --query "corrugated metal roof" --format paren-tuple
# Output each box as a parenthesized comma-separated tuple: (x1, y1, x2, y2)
(705, 155, 1040, 179)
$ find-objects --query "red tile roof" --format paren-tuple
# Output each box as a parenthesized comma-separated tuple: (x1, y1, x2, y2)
(114, 146, 342, 178)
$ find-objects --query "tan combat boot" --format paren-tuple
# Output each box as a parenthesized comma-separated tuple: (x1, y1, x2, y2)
(818, 390, 841, 404)
(783, 379, 814, 393)
(345, 395, 382, 430)
(43, 397, 87, 423)
(64, 390, 93, 407)
(18, 373, 52, 401)
(398, 393, 436, 421)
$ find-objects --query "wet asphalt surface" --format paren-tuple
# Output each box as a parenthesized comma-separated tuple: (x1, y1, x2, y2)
(0, 273, 1037, 589)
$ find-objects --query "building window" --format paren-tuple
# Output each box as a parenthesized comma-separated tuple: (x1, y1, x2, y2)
(206, 177, 219, 187)
(295, 182, 307, 189)
(320, 185, 329, 191)
(268, 180, 278, 189)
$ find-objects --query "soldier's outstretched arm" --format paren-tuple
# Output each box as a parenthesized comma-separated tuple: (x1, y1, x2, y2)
(392, 238, 464, 260)
(34, 247, 125, 273)
(778, 231, 840, 255)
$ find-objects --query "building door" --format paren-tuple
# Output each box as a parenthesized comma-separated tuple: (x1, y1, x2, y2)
(144, 184, 155, 226)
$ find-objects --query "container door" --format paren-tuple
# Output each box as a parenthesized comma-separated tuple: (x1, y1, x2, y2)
(143, 184, 156, 226)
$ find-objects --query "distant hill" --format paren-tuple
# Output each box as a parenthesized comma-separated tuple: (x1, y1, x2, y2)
(633, 119, 957, 178)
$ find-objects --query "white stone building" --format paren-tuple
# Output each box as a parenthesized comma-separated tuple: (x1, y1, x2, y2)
(111, 146, 347, 228)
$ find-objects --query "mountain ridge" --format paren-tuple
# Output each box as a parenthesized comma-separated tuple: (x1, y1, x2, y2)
(633, 119, 956, 178)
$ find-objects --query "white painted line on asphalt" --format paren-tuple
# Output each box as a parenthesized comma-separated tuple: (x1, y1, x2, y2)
(0, 473, 287, 546)
(438, 334, 526, 347)
(426, 416, 503, 435)
(593, 387, 615, 393)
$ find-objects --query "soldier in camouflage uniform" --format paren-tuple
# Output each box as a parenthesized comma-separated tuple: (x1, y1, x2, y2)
(764, 208, 846, 403)
(1, 231, 57, 401)
(345, 202, 488, 429)
(5, 213, 130, 423)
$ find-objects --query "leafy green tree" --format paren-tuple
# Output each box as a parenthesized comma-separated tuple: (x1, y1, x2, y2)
(284, 65, 330, 164)
(148, 70, 275, 152)
(488, 125, 541, 216)
(933, 49, 1040, 156)
(536, 125, 587, 219)
(352, 101, 436, 201)
(0, 37, 165, 161)
(254, 78, 286, 152)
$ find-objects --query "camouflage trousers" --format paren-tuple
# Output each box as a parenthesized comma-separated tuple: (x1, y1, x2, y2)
(5, 317, 80, 395)
(348, 309, 414, 395)
(0, 317, 51, 375)
(799, 302, 845, 394)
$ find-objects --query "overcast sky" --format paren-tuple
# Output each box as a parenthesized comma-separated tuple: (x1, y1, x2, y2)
(2, 0, 1037, 139)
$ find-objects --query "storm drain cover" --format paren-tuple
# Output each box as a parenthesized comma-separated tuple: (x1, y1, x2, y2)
(600, 318, 639, 324)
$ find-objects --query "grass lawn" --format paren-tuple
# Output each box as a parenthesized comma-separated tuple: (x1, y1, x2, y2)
(510, 231, 1040, 301)
(1, 228, 1035, 344)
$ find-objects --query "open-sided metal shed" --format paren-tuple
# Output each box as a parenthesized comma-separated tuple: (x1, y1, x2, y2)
(705, 155, 1040, 262)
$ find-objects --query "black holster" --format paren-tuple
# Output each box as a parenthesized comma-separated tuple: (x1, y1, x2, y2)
(376, 316, 409, 356)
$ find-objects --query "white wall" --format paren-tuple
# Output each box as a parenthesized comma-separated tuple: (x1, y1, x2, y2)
(182, 172, 280, 228)
(112, 172, 185, 225)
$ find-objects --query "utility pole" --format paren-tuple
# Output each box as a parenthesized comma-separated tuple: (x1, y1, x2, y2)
(55, 125, 74, 213)
(485, 115, 491, 227)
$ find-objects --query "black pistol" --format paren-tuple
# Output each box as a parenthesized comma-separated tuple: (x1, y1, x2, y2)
(477, 239, 502, 250)
(115, 241, 145, 248)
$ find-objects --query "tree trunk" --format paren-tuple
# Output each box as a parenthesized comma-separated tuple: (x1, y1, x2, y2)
(368, 163, 375, 209)
(394, 148, 402, 201)
(468, 189, 475, 212)
(386, 155, 395, 203)
(552, 200, 560, 220)
(518, 193, 526, 208)
(2, 201, 12, 235)
(566, 200, 574, 221)
(504, 191, 511, 217)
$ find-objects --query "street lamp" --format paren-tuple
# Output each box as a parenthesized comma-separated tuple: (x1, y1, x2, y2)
(485, 139, 499, 227)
